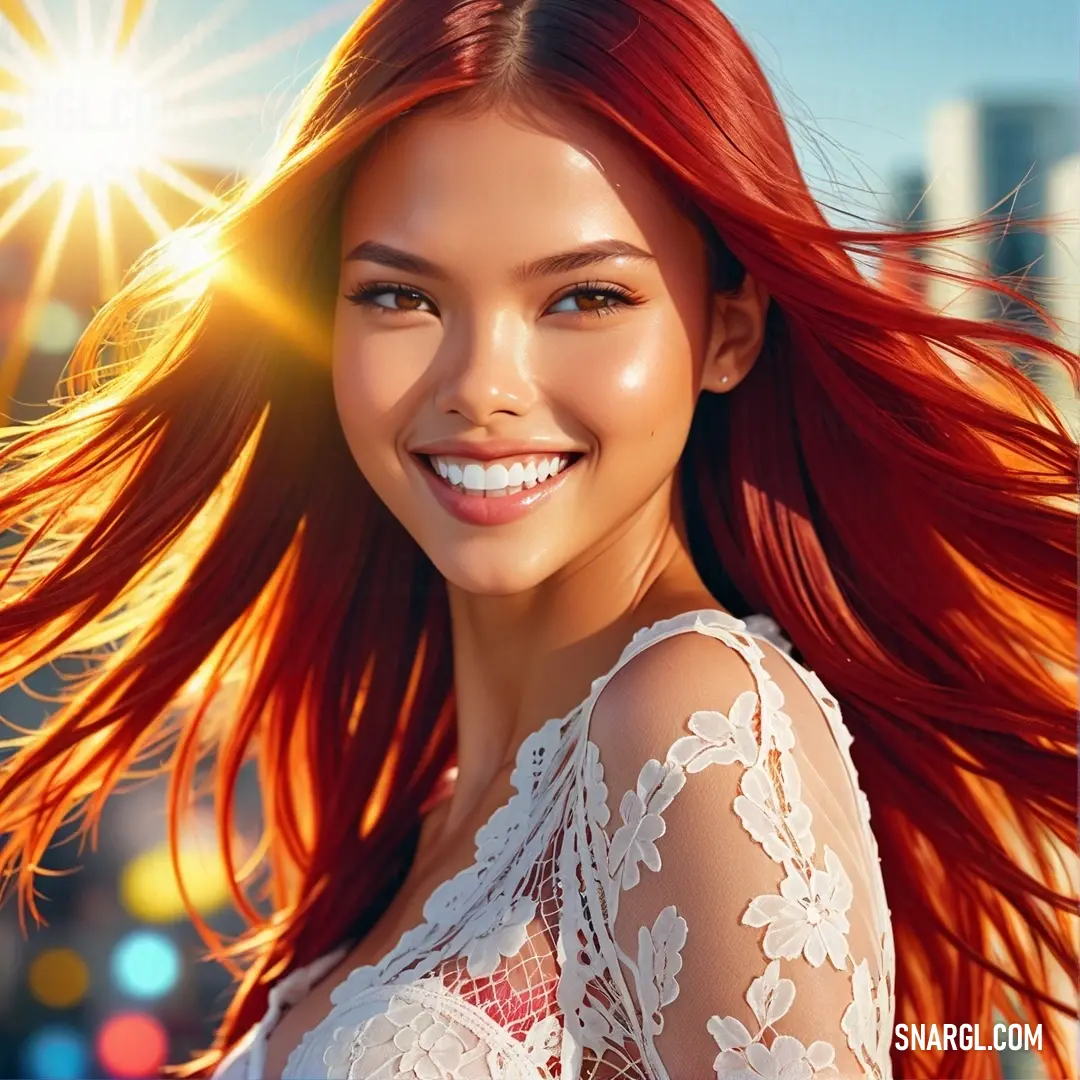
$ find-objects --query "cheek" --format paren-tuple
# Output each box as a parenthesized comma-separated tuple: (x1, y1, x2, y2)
(557, 314, 700, 449)
(331, 319, 431, 462)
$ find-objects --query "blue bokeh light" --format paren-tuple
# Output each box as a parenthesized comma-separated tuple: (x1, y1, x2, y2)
(20, 1024, 90, 1080)
(110, 930, 181, 1000)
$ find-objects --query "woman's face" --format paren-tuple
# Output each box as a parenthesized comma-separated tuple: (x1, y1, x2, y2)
(332, 101, 727, 596)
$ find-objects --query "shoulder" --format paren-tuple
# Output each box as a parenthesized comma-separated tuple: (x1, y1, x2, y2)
(572, 614, 891, 1077)
(588, 613, 841, 788)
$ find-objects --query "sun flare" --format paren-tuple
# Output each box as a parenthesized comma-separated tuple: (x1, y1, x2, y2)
(0, 0, 356, 406)
(19, 53, 163, 188)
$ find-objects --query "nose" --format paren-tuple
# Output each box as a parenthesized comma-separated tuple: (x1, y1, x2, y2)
(433, 308, 538, 423)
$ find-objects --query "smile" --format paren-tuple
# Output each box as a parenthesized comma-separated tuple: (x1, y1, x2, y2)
(429, 453, 580, 496)
(413, 452, 586, 526)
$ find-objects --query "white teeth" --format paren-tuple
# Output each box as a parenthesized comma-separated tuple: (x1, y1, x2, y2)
(462, 463, 486, 490)
(484, 464, 509, 491)
(430, 455, 573, 496)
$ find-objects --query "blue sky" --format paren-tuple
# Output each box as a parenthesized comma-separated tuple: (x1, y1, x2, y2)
(79, 0, 1080, 216)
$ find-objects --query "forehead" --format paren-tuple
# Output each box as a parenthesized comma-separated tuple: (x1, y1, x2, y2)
(338, 102, 699, 263)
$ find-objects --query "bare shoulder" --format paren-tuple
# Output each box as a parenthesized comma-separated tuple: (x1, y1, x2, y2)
(588, 619, 840, 778)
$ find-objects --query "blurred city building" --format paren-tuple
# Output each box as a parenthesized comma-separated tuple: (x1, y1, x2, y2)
(879, 165, 930, 304)
(923, 96, 1076, 323)
(1045, 153, 1080, 351)
(886, 95, 1079, 431)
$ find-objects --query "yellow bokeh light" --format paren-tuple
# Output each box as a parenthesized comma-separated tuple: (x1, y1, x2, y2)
(30, 298, 86, 355)
(28, 947, 90, 1009)
(119, 842, 232, 923)
(19, 55, 163, 189)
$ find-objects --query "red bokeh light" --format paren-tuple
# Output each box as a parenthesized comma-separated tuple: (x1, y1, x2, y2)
(96, 1013, 168, 1078)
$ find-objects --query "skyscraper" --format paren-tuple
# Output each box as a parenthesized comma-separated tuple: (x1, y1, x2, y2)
(1043, 153, 1079, 432)
(880, 167, 930, 304)
(921, 97, 1077, 412)
(1044, 153, 1080, 350)
(923, 97, 1076, 322)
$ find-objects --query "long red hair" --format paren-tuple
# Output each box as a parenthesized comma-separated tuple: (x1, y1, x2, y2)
(0, 2, 1075, 1076)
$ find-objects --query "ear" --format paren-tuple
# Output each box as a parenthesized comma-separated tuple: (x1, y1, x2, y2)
(701, 273, 770, 394)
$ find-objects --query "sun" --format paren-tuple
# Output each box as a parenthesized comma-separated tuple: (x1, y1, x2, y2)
(20, 52, 163, 188)
(0, 0, 357, 407)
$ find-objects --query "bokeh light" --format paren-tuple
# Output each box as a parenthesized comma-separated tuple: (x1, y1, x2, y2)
(119, 841, 231, 923)
(19, 1025, 90, 1080)
(95, 1013, 168, 1079)
(27, 948, 90, 1010)
(28, 299, 84, 355)
(110, 931, 181, 1000)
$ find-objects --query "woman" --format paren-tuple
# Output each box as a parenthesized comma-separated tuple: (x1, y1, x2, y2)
(0, 1, 1075, 1077)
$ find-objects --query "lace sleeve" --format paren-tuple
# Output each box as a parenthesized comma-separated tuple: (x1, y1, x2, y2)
(582, 619, 894, 1079)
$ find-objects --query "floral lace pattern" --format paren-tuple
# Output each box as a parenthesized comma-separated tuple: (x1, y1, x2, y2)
(212, 610, 894, 1080)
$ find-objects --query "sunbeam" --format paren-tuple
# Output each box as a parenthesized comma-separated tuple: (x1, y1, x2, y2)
(0, 181, 80, 405)
(159, 1, 359, 101)
(116, 172, 172, 238)
(138, 0, 247, 85)
(0, 171, 51, 244)
(0, 0, 356, 406)
(144, 158, 227, 210)
(0, 0, 53, 57)
(90, 181, 120, 298)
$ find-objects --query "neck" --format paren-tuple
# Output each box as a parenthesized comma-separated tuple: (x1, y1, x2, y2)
(441, 484, 717, 826)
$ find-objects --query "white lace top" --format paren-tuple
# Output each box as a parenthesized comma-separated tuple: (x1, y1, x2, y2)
(212, 609, 895, 1080)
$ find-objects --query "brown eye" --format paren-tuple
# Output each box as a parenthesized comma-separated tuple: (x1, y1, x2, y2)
(346, 285, 436, 313)
(393, 291, 426, 311)
(547, 286, 632, 316)
(576, 292, 611, 311)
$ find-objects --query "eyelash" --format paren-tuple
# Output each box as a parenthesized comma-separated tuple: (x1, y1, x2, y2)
(342, 280, 644, 319)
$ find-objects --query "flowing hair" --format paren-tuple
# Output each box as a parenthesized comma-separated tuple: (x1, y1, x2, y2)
(0, 1, 1076, 1076)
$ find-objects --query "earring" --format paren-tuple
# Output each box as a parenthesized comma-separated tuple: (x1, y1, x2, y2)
(720, 376, 729, 385)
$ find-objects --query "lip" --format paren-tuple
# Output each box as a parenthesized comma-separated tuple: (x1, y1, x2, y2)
(410, 438, 583, 462)
(412, 452, 581, 526)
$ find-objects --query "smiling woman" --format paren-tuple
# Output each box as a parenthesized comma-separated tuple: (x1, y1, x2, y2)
(0, 1, 1076, 1079)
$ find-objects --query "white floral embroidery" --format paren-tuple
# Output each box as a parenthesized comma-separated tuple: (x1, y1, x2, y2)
(710, 961, 839, 1078)
(841, 956, 892, 1079)
(634, 905, 687, 1035)
(521, 1015, 561, 1066)
(464, 898, 538, 978)
(509, 716, 565, 801)
(711, 1027, 838, 1079)
(327, 996, 493, 1080)
(770, 706, 796, 753)
(667, 694, 759, 771)
(743, 849, 853, 969)
(734, 759, 815, 863)
(473, 796, 530, 871)
(607, 759, 685, 890)
(746, 959, 796, 1028)
(422, 864, 485, 926)
(583, 741, 610, 827)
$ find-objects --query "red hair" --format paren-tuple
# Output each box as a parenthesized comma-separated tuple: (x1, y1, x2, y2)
(0, 2, 1076, 1076)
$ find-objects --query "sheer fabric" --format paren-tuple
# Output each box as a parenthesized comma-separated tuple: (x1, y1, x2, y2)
(212, 610, 894, 1079)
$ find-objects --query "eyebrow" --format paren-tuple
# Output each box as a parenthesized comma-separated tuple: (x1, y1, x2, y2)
(342, 238, 656, 282)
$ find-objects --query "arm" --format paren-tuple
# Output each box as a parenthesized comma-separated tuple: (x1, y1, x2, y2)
(585, 621, 893, 1078)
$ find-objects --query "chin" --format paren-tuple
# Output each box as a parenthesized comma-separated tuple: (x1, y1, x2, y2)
(429, 548, 559, 598)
